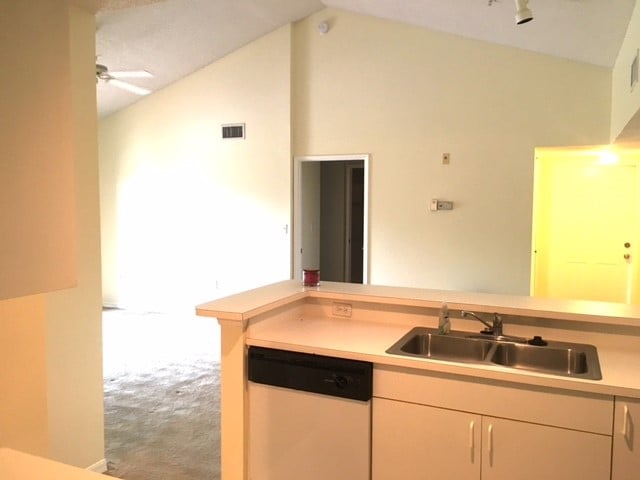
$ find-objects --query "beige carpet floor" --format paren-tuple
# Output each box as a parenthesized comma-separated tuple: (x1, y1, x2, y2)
(102, 308, 221, 479)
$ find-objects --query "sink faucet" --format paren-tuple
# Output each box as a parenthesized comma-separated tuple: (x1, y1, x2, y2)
(461, 310, 503, 337)
(438, 303, 451, 334)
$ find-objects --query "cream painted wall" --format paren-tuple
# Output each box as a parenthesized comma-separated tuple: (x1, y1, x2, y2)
(612, 0, 640, 141)
(44, 5, 105, 468)
(0, 296, 48, 456)
(101, 8, 613, 303)
(99, 25, 293, 310)
(0, 2, 104, 470)
(292, 9, 611, 295)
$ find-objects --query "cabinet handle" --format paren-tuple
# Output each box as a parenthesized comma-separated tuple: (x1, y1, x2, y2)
(487, 423, 494, 466)
(622, 405, 629, 436)
(622, 404, 631, 444)
(469, 420, 475, 457)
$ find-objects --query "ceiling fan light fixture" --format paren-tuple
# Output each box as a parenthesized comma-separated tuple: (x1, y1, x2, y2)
(95, 63, 153, 96)
(514, 0, 533, 25)
(96, 63, 110, 80)
(109, 70, 153, 79)
(108, 78, 152, 96)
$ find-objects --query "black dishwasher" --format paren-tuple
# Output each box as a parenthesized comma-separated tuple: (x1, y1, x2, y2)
(247, 346, 373, 480)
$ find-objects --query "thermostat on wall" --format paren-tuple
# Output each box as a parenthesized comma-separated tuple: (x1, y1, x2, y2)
(430, 199, 454, 211)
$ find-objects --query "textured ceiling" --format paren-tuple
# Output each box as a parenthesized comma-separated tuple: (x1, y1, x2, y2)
(95, 0, 636, 118)
(98, 0, 166, 10)
(326, 0, 636, 68)
(96, 0, 325, 117)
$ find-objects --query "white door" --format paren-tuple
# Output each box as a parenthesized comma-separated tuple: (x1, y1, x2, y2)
(533, 157, 638, 303)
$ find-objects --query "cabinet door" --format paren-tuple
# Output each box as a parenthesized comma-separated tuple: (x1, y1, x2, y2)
(372, 397, 480, 480)
(613, 397, 640, 480)
(1, 1, 77, 300)
(481, 416, 611, 480)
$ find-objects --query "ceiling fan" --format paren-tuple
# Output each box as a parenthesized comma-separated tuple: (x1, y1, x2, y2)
(96, 64, 153, 96)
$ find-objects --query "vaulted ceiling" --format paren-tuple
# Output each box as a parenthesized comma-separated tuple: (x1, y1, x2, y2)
(95, 0, 636, 118)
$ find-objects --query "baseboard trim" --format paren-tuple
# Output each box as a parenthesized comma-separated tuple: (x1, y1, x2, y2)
(87, 458, 108, 473)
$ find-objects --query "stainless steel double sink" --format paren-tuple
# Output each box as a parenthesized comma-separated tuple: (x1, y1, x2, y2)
(386, 327, 602, 380)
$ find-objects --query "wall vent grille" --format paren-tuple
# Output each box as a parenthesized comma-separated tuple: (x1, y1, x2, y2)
(222, 123, 245, 139)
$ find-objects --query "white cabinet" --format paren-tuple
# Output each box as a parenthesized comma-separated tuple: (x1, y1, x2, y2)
(482, 416, 610, 480)
(0, 1, 77, 300)
(373, 399, 610, 480)
(373, 366, 613, 480)
(612, 397, 640, 480)
(373, 397, 481, 480)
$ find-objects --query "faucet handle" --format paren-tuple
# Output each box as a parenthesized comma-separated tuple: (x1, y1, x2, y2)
(492, 313, 503, 336)
(438, 303, 451, 335)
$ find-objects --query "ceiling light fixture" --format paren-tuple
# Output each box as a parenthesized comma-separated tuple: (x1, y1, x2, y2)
(514, 0, 533, 25)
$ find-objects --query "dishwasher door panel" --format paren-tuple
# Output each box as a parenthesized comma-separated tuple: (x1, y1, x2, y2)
(248, 382, 371, 480)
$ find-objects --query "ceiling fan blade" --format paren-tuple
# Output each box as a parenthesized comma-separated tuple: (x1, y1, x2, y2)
(108, 78, 152, 96)
(109, 70, 153, 79)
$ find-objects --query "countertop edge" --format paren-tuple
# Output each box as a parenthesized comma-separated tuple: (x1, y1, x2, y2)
(245, 337, 637, 399)
(0, 448, 105, 479)
(197, 280, 640, 328)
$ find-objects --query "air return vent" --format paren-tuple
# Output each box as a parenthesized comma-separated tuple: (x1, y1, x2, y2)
(222, 123, 245, 139)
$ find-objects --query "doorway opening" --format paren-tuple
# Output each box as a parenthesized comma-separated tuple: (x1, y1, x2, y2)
(293, 154, 369, 284)
(531, 145, 640, 304)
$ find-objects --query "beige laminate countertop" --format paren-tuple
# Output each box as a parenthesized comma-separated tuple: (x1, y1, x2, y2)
(0, 448, 104, 480)
(197, 280, 640, 398)
(197, 280, 640, 326)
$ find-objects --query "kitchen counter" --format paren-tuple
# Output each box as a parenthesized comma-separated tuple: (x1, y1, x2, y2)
(197, 280, 640, 327)
(0, 448, 105, 480)
(244, 314, 640, 397)
(196, 280, 640, 480)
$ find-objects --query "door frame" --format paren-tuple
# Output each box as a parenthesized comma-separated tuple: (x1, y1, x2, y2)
(293, 154, 370, 284)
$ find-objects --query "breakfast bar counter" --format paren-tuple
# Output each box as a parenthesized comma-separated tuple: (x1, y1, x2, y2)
(0, 448, 105, 480)
(197, 280, 640, 480)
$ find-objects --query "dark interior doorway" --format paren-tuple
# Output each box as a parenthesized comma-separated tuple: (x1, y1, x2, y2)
(296, 156, 368, 284)
(319, 161, 365, 282)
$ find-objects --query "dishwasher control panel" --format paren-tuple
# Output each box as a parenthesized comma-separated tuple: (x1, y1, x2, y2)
(248, 346, 373, 401)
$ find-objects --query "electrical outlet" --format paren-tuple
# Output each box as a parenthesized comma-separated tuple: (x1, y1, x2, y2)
(332, 302, 352, 317)
(430, 199, 454, 211)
